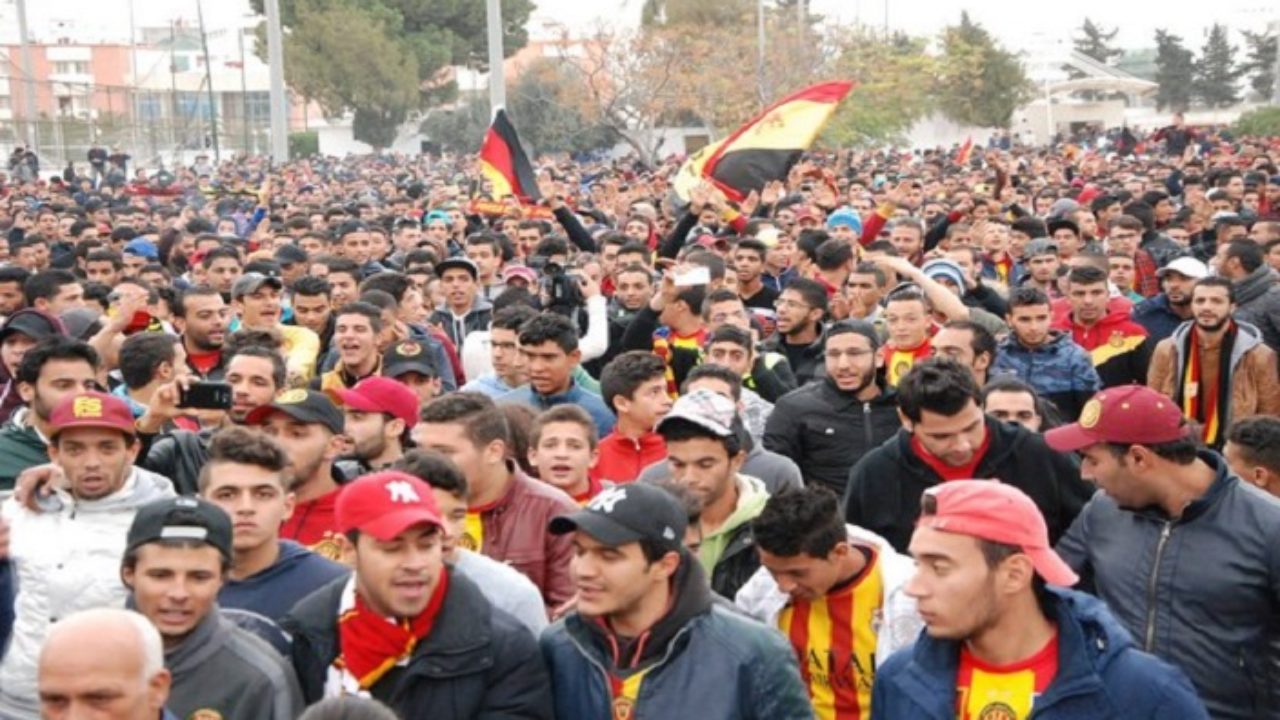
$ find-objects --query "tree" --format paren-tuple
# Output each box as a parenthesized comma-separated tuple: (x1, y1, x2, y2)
(1154, 29, 1195, 112)
(1194, 23, 1242, 108)
(507, 60, 617, 155)
(823, 30, 936, 146)
(935, 13, 1032, 128)
(1240, 29, 1277, 101)
(1069, 18, 1122, 101)
(1233, 106, 1280, 137)
(640, 0, 754, 27)
(418, 97, 490, 154)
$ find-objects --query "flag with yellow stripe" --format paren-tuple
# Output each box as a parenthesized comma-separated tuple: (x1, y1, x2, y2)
(478, 109, 542, 203)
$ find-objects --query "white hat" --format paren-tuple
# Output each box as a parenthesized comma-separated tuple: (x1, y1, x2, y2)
(1156, 257, 1209, 281)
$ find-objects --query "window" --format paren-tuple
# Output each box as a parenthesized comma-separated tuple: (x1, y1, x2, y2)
(52, 61, 90, 75)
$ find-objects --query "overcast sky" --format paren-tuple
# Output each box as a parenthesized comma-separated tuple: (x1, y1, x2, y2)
(7, 0, 1278, 52)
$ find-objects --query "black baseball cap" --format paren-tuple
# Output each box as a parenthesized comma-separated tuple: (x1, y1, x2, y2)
(382, 339, 438, 379)
(435, 257, 478, 280)
(550, 484, 687, 552)
(244, 388, 345, 434)
(274, 244, 308, 266)
(126, 497, 233, 561)
(0, 310, 65, 344)
(231, 272, 284, 300)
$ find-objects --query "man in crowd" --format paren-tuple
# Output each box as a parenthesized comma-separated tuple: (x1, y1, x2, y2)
(1051, 385, 1280, 719)
(843, 359, 1092, 553)
(1215, 239, 1280, 351)
(172, 285, 230, 382)
(460, 304, 536, 398)
(502, 312, 616, 434)
(764, 320, 900, 494)
(528, 405, 603, 504)
(1223, 416, 1280, 497)
(982, 378, 1058, 433)
(1133, 257, 1208, 345)
(930, 320, 996, 388)
(232, 272, 320, 383)
(1054, 265, 1152, 387)
(735, 237, 779, 310)
(880, 285, 936, 388)
(121, 496, 303, 719)
(330, 375, 419, 474)
(761, 278, 829, 386)
(381, 338, 444, 405)
(621, 272, 708, 395)
(318, 302, 384, 391)
(1019, 239, 1062, 297)
(872, 481, 1207, 718)
(595, 350, 671, 485)
(542, 482, 812, 719)
(992, 287, 1101, 422)
(430, 257, 493, 349)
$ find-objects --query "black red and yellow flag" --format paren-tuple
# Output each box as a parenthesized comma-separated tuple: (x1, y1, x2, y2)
(675, 81, 853, 203)
(478, 110, 542, 202)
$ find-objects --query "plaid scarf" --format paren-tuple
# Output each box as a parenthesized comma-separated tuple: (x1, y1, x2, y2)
(1174, 321, 1236, 448)
(334, 569, 450, 691)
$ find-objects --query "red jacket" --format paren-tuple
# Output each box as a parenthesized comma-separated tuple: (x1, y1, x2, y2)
(591, 431, 667, 485)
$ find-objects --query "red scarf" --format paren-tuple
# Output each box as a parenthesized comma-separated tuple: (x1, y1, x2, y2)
(1175, 321, 1236, 448)
(337, 570, 450, 689)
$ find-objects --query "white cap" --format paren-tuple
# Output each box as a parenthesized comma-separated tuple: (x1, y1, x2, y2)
(1156, 257, 1209, 281)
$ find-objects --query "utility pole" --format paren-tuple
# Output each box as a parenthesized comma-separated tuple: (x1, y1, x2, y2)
(756, 0, 766, 106)
(486, 0, 506, 115)
(196, 0, 220, 163)
(15, 0, 40, 153)
(238, 26, 249, 155)
(128, 0, 140, 161)
(170, 21, 179, 159)
(264, 0, 288, 161)
(1271, 21, 1280, 105)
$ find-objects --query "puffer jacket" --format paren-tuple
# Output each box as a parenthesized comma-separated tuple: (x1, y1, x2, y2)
(991, 331, 1101, 421)
(0, 467, 175, 718)
(735, 524, 923, 666)
(1232, 265, 1280, 351)
(870, 588, 1208, 719)
(1056, 451, 1280, 720)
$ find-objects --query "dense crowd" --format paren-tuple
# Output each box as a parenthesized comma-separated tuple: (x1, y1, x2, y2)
(0, 111, 1279, 720)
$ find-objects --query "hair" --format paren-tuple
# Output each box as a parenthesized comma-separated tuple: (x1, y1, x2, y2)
(682, 363, 743, 402)
(517, 312, 579, 353)
(419, 392, 510, 451)
(599, 352, 668, 414)
(1192, 276, 1235, 303)
(465, 231, 503, 256)
(735, 238, 768, 260)
(704, 324, 753, 353)
(530, 405, 600, 449)
(197, 426, 289, 492)
(1224, 240, 1264, 274)
(981, 376, 1064, 430)
(499, 403, 537, 475)
(897, 358, 981, 423)
(291, 275, 332, 299)
(0, 266, 31, 288)
(751, 486, 847, 558)
(815, 239, 855, 271)
(1105, 435, 1202, 466)
(359, 272, 411, 303)
(359, 289, 398, 314)
(224, 344, 287, 390)
(335, 301, 384, 333)
(492, 304, 539, 333)
(617, 241, 651, 262)
(1108, 214, 1146, 235)
(117, 333, 180, 390)
(322, 256, 361, 280)
(23, 270, 79, 306)
(393, 448, 469, 498)
(298, 697, 401, 720)
(1007, 286, 1051, 311)
(940, 320, 996, 363)
(782, 277, 829, 314)
(85, 249, 124, 269)
(16, 336, 100, 385)
(685, 251, 727, 282)
(850, 262, 887, 288)
(657, 416, 742, 457)
(200, 246, 240, 270)
(1227, 417, 1280, 475)
(1066, 264, 1108, 287)
(1010, 216, 1047, 238)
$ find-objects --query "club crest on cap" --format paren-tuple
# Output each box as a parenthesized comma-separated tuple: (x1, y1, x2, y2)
(276, 388, 308, 404)
(72, 396, 103, 418)
(589, 487, 626, 513)
(1079, 398, 1102, 429)
(396, 341, 422, 356)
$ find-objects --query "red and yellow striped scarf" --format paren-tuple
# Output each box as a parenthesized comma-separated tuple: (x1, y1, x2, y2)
(1176, 321, 1236, 448)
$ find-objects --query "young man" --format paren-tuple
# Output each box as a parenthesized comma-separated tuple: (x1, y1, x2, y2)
(501, 313, 616, 435)
(464, 232, 506, 300)
(735, 486, 922, 719)
(1148, 277, 1280, 448)
(330, 375, 419, 474)
(1133, 257, 1207, 344)
(289, 276, 334, 349)
(114, 333, 190, 422)
(1019, 239, 1062, 297)
(992, 287, 1101, 422)
(594, 351, 671, 485)
(245, 389, 348, 559)
(0, 391, 174, 718)
(1049, 385, 1280, 719)
(318, 302, 383, 390)
(172, 285, 230, 382)
(930, 320, 995, 388)
(200, 427, 347, 631)
(542, 482, 812, 719)
(1107, 251, 1144, 303)
(121, 497, 303, 719)
(429, 257, 493, 349)
(23, 270, 85, 316)
(843, 358, 1093, 553)
(232, 272, 320, 382)
(761, 278, 828, 386)
(880, 286, 935, 387)
(381, 338, 443, 404)
(459, 304, 536, 398)
(1054, 265, 1151, 388)
(873, 481, 1206, 719)
(621, 273, 708, 395)
(1224, 416, 1280, 497)
(982, 377, 1054, 433)
(415, 392, 576, 611)
(1216, 239, 1280, 352)
(282, 471, 553, 717)
(529, 405, 602, 504)
(764, 320, 900, 494)
(657, 388, 768, 599)
(734, 238, 780, 311)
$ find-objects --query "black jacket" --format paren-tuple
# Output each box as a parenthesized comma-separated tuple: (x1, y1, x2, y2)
(842, 417, 1094, 552)
(744, 353, 797, 403)
(710, 522, 760, 601)
(763, 379, 901, 494)
(759, 325, 826, 387)
(282, 571, 553, 720)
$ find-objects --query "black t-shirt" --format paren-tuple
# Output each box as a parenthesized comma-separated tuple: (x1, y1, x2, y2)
(741, 283, 779, 311)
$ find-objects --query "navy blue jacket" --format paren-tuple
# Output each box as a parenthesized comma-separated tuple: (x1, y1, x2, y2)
(219, 541, 349, 652)
(991, 331, 1100, 421)
(870, 588, 1208, 719)
(1132, 294, 1187, 345)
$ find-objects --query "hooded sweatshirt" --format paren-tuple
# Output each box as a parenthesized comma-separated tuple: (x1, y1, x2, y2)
(0, 408, 50, 491)
(699, 474, 769, 577)
(1054, 298, 1152, 388)
(0, 309, 66, 425)
(218, 540, 349, 623)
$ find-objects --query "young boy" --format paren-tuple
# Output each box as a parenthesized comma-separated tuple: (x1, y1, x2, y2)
(1107, 251, 1144, 303)
(529, 405, 602, 504)
(593, 351, 672, 484)
(1225, 416, 1280, 498)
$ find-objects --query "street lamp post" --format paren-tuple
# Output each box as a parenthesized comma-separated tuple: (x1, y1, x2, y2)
(265, 0, 289, 161)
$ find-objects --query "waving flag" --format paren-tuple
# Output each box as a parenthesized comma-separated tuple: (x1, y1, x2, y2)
(956, 136, 974, 166)
(478, 110, 541, 203)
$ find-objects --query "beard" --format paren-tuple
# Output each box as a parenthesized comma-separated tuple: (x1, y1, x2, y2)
(1195, 316, 1230, 333)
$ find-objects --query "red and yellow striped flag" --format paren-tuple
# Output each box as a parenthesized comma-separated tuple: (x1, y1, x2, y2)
(478, 109, 542, 203)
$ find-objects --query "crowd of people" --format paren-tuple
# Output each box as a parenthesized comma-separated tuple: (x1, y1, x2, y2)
(0, 112, 1278, 720)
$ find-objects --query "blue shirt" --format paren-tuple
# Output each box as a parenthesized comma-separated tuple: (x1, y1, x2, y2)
(501, 381, 616, 436)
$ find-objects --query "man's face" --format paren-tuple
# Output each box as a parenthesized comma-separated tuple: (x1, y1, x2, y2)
(489, 327, 527, 387)
(824, 331, 878, 393)
(259, 413, 333, 487)
(1, 333, 36, 376)
(1162, 271, 1195, 306)
(1107, 226, 1141, 256)
(334, 313, 378, 370)
(430, 488, 467, 560)
(122, 254, 147, 278)
(733, 248, 764, 283)
(440, 269, 477, 310)
(1008, 302, 1051, 348)
(49, 427, 138, 500)
(413, 422, 491, 493)
(86, 260, 120, 286)
(1166, 227, 1191, 247)
(529, 421, 597, 494)
(339, 231, 372, 265)
(1068, 282, 1109, 324)
(667, 437, 739, 510)
(0, 281, 24, 315)
(704, 341, 753, 378)
(1268, 244, 1280, 273)
(931, 327, 985, 382)
(614, 270, 653, 312)
(236, 285, 282, 328)
(46, 282, 86, 315)
(906, 400, 986, 467)
(292, 293, 331, 335)
(345, 523, 445, 619)
(344, 410, 394, 463)
(398, 288, 427, 326)
(1078, 444, 1156, 509)
(521, 340, 578, 396)
(177, 293, 229, 353)
(328, 272, 359, 308)
(570, 532, 674, 620)
(37, 627, 170, 720)
(1108, 257, 1136, 292)
(614, 375, 671, 429)
(884, 298, 929, 349)
(515, 229, 541, 258)
(623, 220, 648, 243)
(1027, 254, 1059, 283)
(21, 358, 99, 423)
(981, 224, 1010, 256)
(759, 544, 852, 602)
(905, 527, 1002, 640)
(205, 259, 242, 294)
(298, 235, 325, 257)
(465, 244, 501, 281)
(984, 390, 1042, 432)
(1073, 212, 1098, 240)
(774, 289, 817, 336)
(203, 461, 293, 554)
(224, 355, 278, 423)
(37, 213, 59, 237)
(1191, 285, 1234, 332)
(889, 225, 923, 258)
(844, 273, 882, 317)
(123, 543, 223, 646)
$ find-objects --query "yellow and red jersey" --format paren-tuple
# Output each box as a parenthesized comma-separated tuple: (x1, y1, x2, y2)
(777, 548, 885, 719)
(956, 630, 1059, 720)
(883, 340, 933, 388)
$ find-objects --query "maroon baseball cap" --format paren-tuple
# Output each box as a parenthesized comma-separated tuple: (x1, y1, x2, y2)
(49, 391, 136, 439)
(327, 376, 419, 428)
(336, 471, 443, 541)
(1045, 385, 1189, 453)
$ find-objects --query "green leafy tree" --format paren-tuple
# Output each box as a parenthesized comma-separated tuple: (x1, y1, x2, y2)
(1069, 18, 1122, 100)
(823, 30, 936, 146)
(419, 97, 490, 154)
(1240, 29, 1277, 101)
(507, 60, 617, 155)
(1233, 106, 1280, 136)
(1154, 29, 1195, 112)
(935, 13, 1032, 128)
(1194, 23, 1242, 108)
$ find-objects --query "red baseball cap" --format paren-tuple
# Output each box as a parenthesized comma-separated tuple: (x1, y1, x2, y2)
(327, 376, 419, 428)
(918, 480, 1078, 587)
(1045, 385, 1188, 453)
(49, 391, 136, 439)
(336, 471, 443, 542)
